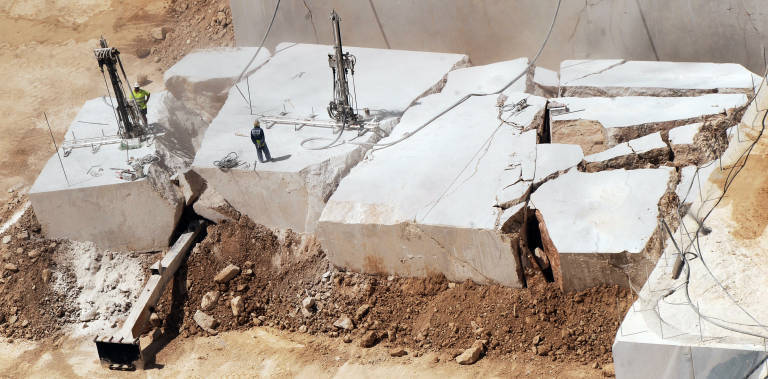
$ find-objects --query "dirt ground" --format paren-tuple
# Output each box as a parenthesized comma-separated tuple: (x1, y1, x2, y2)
(0, 0, 233, 203)
(0, 328, 604, 378)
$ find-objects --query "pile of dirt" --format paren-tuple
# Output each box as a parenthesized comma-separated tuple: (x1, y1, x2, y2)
(142, 0, 235, 71)
(0, 205, 76, 340)
(161, 215, 635, 367)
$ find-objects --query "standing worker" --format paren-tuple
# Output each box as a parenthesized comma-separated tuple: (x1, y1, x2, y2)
(251, 120, 272, 163)
(132, 82, 150, 125)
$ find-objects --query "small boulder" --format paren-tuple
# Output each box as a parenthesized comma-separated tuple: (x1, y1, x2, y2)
(231, 296, 244, 317)
(298, 325, 308, 333)
(354, 304, 371, 320)
(301, 296, 315, 317)
(602, 363, 616, 377)
(389, 348, 407, 357)
(214, 264, 240, 283)
(178, 169, 205, 206)
(193, 310, 218, 335)
(359, 331, 379, 348)
(42, 269, 51, 285)
(136, 46, 151, 59)
(150, 27, 166, 41)
(201, 291, 220, 311)
(4, 263, 18, 272)
(536, 343, 552, 356)
(333, 315, 354, 331)
(194, 187, 236, 224)
(1, 236, 10, 244)
(16, 231, 28, 240)
(455, 340, 486, 365)
(149, 312, 162, 327)
(27, 249, 39, 259)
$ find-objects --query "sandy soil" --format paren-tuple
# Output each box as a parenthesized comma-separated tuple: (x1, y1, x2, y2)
(0, 0, 168, 203)
(0, 330, 603, 378)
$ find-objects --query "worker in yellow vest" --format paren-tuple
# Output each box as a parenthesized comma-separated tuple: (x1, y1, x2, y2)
(132, 82, 150, 124)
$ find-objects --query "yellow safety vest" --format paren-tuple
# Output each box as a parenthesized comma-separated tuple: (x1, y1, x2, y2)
(132, 89, 149, 109)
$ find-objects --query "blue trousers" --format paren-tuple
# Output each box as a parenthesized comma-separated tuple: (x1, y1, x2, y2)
(256, 144, 272, 163)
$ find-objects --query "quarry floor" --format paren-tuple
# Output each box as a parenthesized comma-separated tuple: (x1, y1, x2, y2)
(0, 330, 601, 378)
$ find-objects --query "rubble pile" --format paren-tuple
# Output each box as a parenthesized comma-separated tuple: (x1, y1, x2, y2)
(153, 216, 634, 367)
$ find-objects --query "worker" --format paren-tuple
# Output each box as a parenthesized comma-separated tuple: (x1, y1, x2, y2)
(132, 82, 150, 124)
(251, 120, 272, 163)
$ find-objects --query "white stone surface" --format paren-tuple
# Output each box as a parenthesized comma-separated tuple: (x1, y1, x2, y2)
(675, 162, 717, 204)
(584, 143, 634, 163)
(163, 47, 271, 122)
(584, 131, 665, 163)
(440, 58, 529, 96)
(551, 95, 748, 129)
(669, 122, 703, 145)
(319, 85, 546, 286)
(560, 60, 755, 93)
(531, 168, 673, 254)
(30, 97, 181, 251)
(534, 66, 559, 89)
(532, 144, 583, 182)
(193, 43, 468, 232)
(627, 131, 666, 153)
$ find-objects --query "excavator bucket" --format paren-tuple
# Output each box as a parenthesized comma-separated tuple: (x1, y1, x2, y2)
(94, 335, 141, 370)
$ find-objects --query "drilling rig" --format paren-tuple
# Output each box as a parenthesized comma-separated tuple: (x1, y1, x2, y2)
(94, 37, 147, 140)
(326, 10, 358, 125)
(257, 10, 382, 140)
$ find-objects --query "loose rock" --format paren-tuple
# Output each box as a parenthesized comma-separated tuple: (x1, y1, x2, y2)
(355, 304, 371, 320)
(301, 296, 316, 317)
(231, 296, 244, 317)
(390, 348, 407, 357)
(333, 315, 354, 331)
(4, 263, 18, 272)
(193, 310, 218, 335)
(214, 264, 240, 283)
(359, 331, 379, 348)
(201, 291, 220, 311)
(455, 340, 486, 365)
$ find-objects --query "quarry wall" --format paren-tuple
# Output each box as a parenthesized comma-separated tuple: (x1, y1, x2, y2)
(232, 0, 768, 74)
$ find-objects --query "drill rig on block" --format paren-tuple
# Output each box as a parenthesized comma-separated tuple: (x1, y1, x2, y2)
(94, 37, 147, 140)
(60, 37, 153, 155)
(257, 10, 381, 140)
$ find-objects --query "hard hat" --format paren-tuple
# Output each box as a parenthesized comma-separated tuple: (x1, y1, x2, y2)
(133, 82, 140, 88)
(253, 120, 260, 127)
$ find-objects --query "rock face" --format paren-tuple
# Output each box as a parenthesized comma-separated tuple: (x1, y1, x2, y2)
(192, 43, 469, 233)
(531, 168, 675, 291)
(455, 339, 486, 365)
(214, 264, 240, 283)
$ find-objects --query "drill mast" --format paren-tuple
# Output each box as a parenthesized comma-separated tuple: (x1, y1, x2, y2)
(94, 37, 146, 139)
(327, 10, 358, 125)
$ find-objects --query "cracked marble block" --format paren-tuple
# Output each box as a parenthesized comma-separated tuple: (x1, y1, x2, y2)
(559, 59, 756, 97)
(318, 60, 552, 287)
